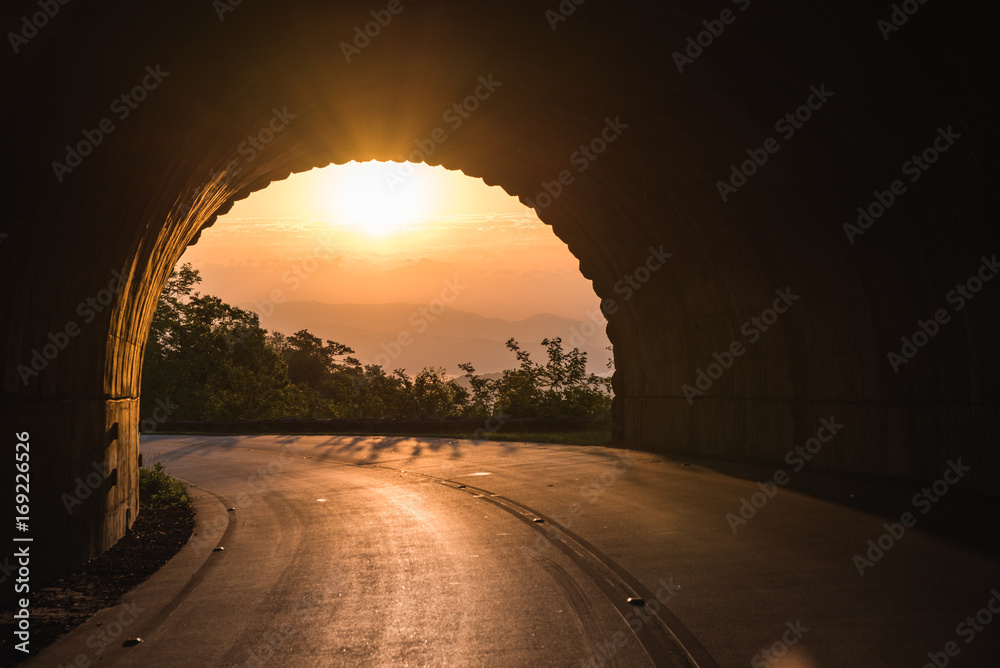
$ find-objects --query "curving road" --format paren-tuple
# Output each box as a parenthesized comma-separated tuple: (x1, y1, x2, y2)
(29, 435, 1000, 667)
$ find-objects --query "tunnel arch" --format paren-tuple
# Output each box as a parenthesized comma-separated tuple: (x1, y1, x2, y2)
(2, 0, 995, 582)
(158, 158, 617, 386)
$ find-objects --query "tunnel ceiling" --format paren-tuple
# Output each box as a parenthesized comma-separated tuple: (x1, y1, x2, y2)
(1, 0, 997, 581)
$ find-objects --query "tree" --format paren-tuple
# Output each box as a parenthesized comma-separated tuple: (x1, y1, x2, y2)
(280, 329, 354, 390)
(412, 367, 469, 417)
(144, 264, 611, 425)
(461, 338, 612, 419)
(141, 264, 305, 423)
(538, 337, 587, 392)
(458, 362, 496, 417)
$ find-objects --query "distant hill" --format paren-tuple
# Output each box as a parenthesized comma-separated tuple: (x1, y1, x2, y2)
(244, 301, 613, 376)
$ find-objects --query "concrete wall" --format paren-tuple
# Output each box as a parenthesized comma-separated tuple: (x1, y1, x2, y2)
(1, 0, 995, 581)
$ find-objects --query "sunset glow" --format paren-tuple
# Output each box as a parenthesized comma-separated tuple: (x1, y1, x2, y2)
(322, 161, 431, 236)
(183, 161, 602, 322)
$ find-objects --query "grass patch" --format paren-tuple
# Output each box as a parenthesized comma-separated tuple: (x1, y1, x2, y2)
(140, 459, 189, 507)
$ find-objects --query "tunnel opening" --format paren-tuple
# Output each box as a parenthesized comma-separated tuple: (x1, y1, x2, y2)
(3, 0, 995, 590)
(139, 160, 616, 435)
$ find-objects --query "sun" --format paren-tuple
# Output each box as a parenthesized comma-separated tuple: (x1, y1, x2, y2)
(325, 161, 431, 236)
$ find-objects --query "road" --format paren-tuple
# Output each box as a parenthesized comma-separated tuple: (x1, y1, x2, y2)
(29, 435, 1000, 667)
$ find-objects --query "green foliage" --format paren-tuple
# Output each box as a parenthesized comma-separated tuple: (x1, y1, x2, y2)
(142, 264, 300, 422)
(459, 337, 612, 419)
(139, 461, 189, 507)
(458, 361, 496, 416)
(142, 264, 612, 425)
(412, 367, 469, 417)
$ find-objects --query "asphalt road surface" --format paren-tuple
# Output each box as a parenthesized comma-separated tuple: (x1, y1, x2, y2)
(29, 435, 1000, 667)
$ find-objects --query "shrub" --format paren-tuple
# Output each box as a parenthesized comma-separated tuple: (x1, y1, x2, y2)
(139, 461, 188, 507)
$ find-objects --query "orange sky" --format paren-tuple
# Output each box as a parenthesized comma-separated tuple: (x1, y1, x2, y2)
(179, 161, 604, 322)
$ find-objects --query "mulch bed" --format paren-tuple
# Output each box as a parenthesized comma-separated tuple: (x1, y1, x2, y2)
(0, 492, 194, 665)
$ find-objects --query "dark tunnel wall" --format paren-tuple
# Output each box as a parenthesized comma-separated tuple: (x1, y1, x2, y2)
(1, 0, 996, 581)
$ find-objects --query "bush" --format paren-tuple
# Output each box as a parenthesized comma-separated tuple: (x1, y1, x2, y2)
(139, 461, 188, 507)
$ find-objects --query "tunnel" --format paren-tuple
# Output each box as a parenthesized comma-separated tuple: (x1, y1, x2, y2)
(1, 0, 995, 583)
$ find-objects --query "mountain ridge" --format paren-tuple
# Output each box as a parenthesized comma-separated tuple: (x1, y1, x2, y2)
(243, 300, 612, 376)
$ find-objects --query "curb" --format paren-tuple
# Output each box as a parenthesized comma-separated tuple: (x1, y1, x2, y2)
(24, 482, 230, 667)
